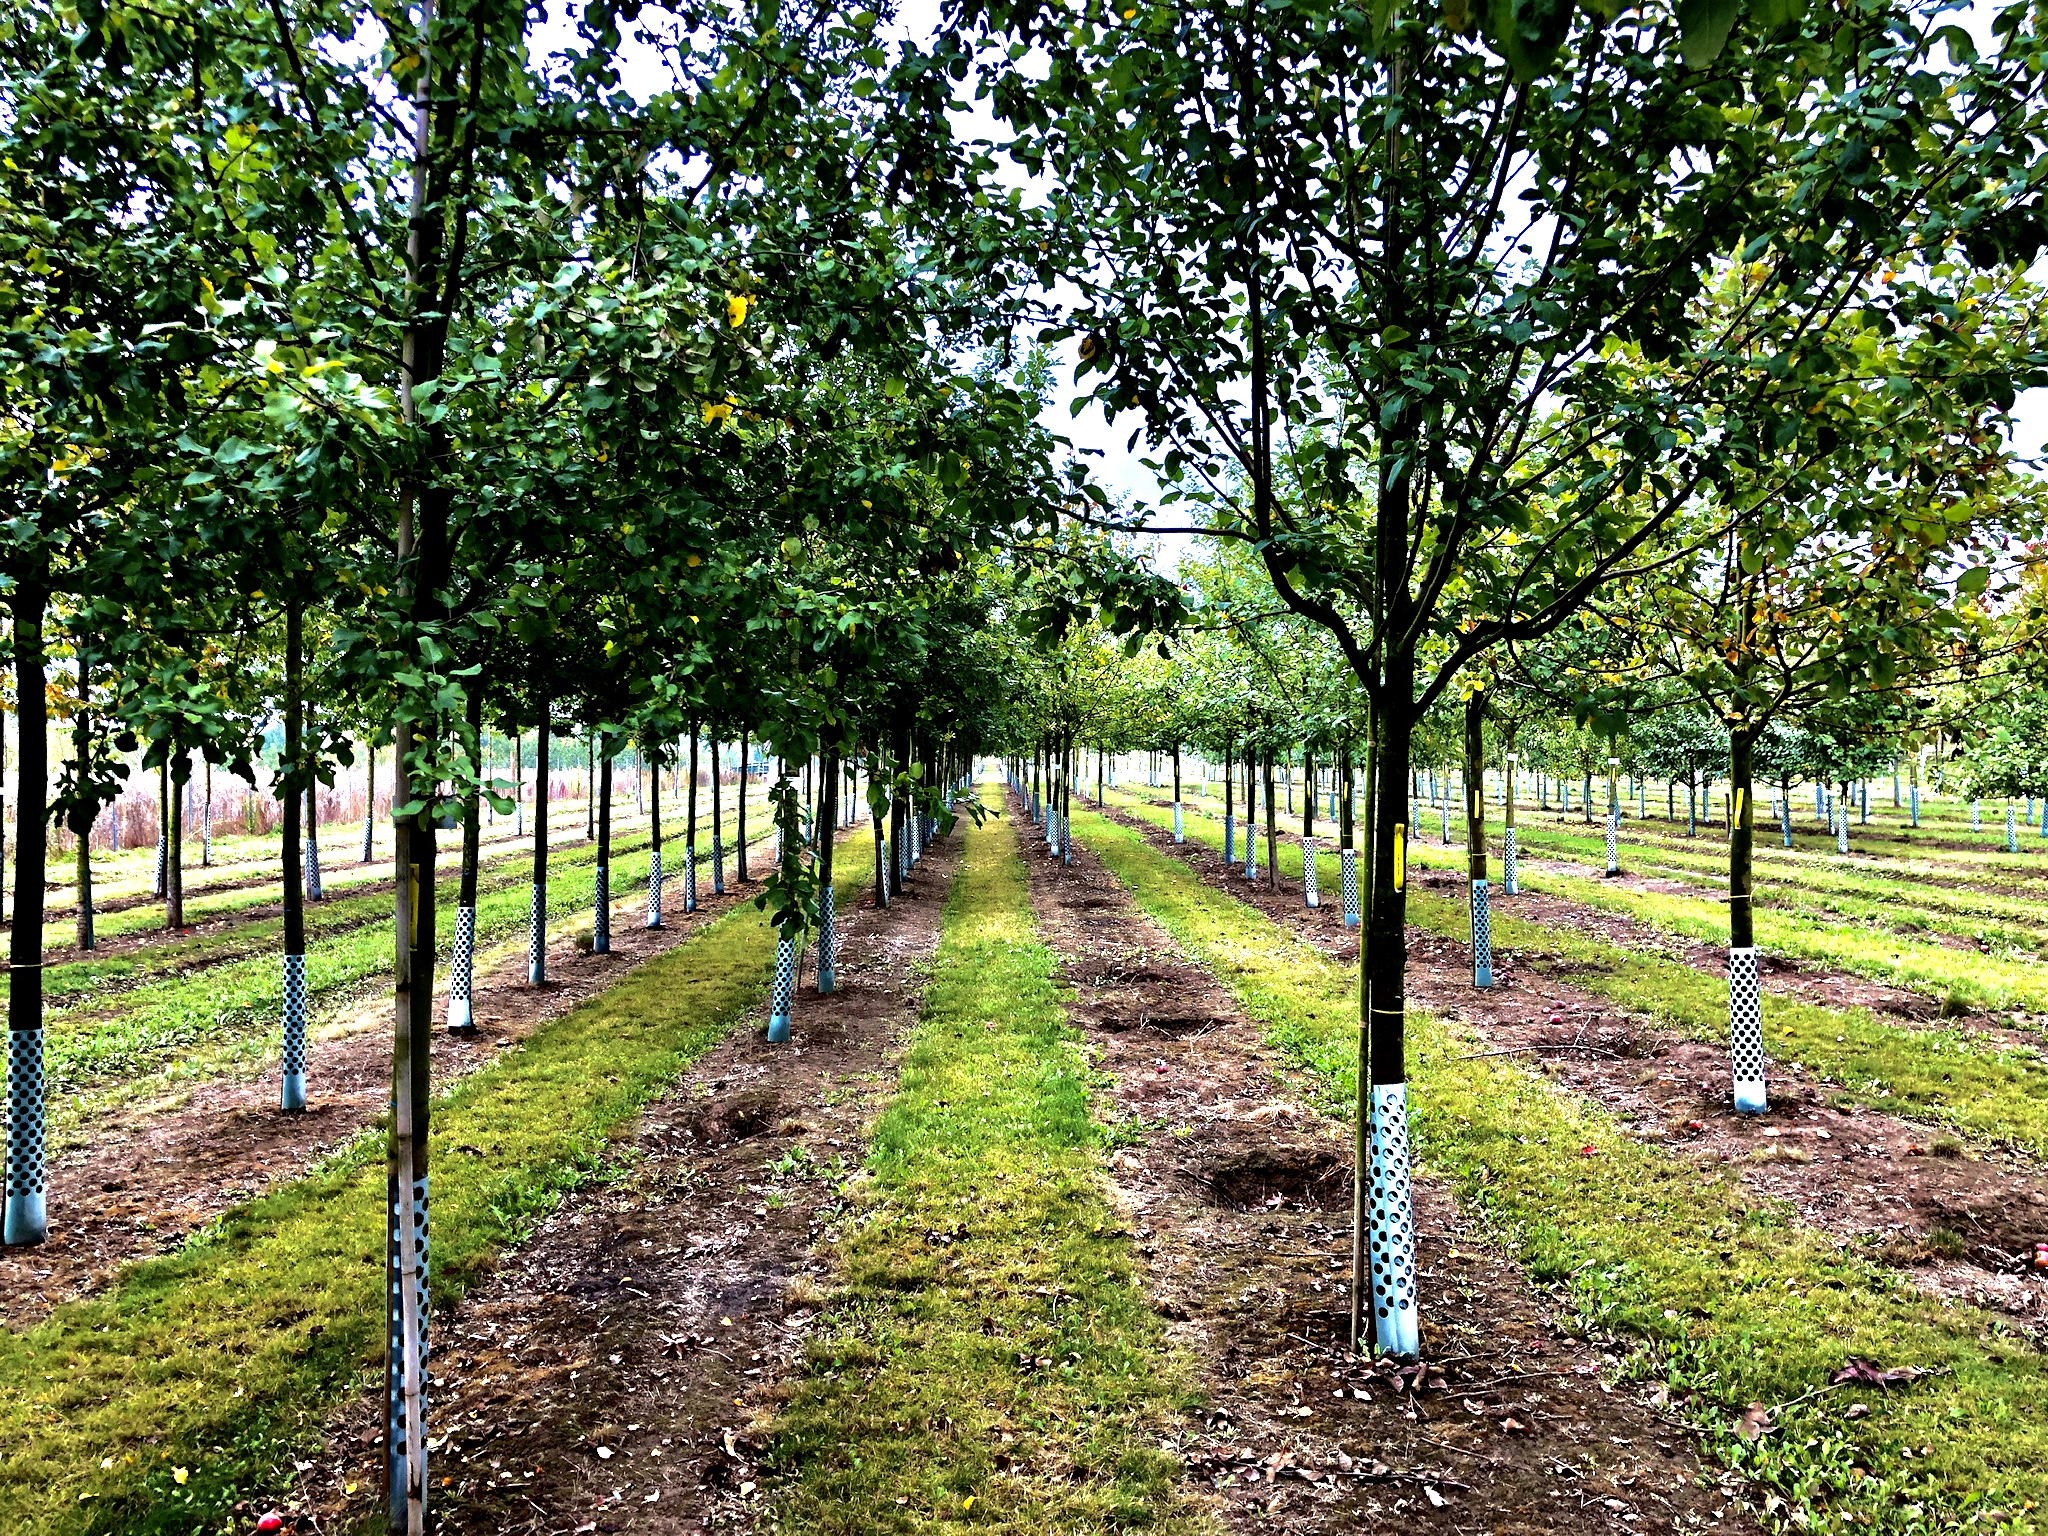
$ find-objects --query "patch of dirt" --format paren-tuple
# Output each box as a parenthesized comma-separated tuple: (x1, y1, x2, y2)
(1025, 801, 1753, 1534)
(1093, 801, 2048, 1333)
(296, 833, 964, 1536)
(0, 835, 783, 1331)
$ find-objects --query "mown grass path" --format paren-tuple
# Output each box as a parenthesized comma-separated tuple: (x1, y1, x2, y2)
(1070, 804, 2048, 1536)
(0, 832, 852, 1536)
(768, 794, 1210, 1536)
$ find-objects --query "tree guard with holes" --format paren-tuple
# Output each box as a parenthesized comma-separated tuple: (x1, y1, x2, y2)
(446, 908, 476, 1035)
(1367, 1082, 1420, 1359)
(768, 930, 795, 1043)
(1302, 837, 1319, 907)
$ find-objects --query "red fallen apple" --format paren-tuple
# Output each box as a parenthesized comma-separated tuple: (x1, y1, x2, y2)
(256, 1515, 286, 1534)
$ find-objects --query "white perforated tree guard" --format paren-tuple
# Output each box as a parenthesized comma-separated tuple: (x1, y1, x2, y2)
(1341, 847, 1359, 927)
(281, 951, 309, 1108)
(1502, 827, 1518, 895)
(1368, 1083, 1420, 1359)
(527, 883, 546, 985)
(1728, 946, 1767, 1114)
(4, 1026, 46, 1243)
(447, 906, 476, 1032)
(1302, 838, 1319, 907)
(767, 931, 795, 1043)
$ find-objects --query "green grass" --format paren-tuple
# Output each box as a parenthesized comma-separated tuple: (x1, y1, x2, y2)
(1445, 850, 2048, 1016)
(768, 794, 1209, 1536)
(1102, 787, 2048, 1159)
(39, 811, 788, 1110)
(0, 838, 868, 1536)
(1069, 804, 2048, 1536)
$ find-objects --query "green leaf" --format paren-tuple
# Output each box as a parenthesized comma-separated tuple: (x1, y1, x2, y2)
(1677, 0, 1739, 67)
(1752, 0, 1803, 29)
(1956, 566, 1990, 596)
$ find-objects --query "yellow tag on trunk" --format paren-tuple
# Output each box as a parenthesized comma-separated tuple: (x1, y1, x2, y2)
(1393, 823, 1407, 891)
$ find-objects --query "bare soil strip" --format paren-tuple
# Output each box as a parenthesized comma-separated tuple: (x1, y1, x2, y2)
(299, 837, 962, 1536)
(1095, 801, 2048, 1330)
(1021, 804, 1754, 1535)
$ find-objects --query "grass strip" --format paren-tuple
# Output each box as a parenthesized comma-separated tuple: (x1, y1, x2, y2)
(42, 810, 786, 1102)
(767, 794, 1208, 1536)
(1070, 805, 2048, 1536)
(0, 842, 869, 1536)
(1506, 823, 2048, 932)
(1103, 789, 2048, 1159)
(1477, 828, 2048, 992)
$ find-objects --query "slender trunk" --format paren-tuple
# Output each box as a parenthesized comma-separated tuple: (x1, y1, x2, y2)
(73, 699, 95, 951)
(711, 733, 724, 894)
(686, 729, 700, 912)
(5, 581, 50, 1244)
(890, 714, 910, 888)
(594, 738, 612, 953)
(818, 747, 838, 991)
(202, 761, 212, 867)
(167, 760, 186, 929)
(1727, 726, 1765, 1114)
(1465, 692, 1490, 988)
(872, 744, 889, 908)
(1224, 740, 1235, 859)
(1303, 745, 1315, 838)
(531, 701, 551, 984)
(1363, 639, 1419, 1358)
(156, 759, 169, 901)
(448, 687, 482, 1036)
(646, 736, 663, 929)
(363, 745, 376, 862)
(281, 601, 307, 1109)
(585, 735, 594, 841)
(1263, 743, 1278, 888)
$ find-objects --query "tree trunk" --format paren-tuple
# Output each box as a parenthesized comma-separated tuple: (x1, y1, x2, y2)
(530, 702, 550, 984)
(1362, 649, 1419, 1358)
(281, 601, 308, 1109)
(1465, 691, 1490, 988)
(818, 747, 838, 992)
(363, 745, 377, 862)
(5, 581, 50, 1244)
(593, 738, 612, 954)
(1224, 740, 1235, 864)
(167, 758, 187, 930)
(449, 687, 482, 1036)
(871, 742, 889, 908)
(685, 730, 699, 913)
(1262, 743, 1278, 889)
(711, 733, 725, 895)
(73, 699, 95, 951)
(646, 737, 663, 930)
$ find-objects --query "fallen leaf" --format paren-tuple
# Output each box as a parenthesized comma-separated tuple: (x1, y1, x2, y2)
(1736, 1403, 1771, 1440)
(1830, 1359, 1929, 1390)
(1424, 1485, 1447, 1508)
